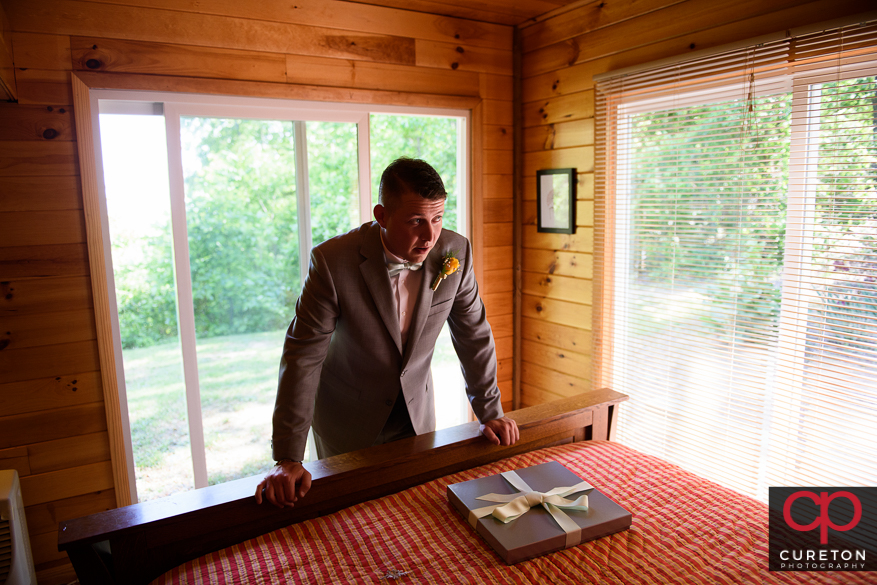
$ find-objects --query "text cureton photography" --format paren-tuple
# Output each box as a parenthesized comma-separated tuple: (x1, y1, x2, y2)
(769, 487, 877, 571)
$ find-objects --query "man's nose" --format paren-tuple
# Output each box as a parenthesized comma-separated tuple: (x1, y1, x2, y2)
(421, 221, 439, 242)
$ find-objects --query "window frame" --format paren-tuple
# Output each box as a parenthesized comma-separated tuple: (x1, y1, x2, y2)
(72, 73, 478, 505)
(596, 38, 877, 499)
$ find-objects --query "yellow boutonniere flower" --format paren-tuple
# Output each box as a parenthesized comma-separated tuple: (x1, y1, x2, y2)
(431, 251, 460, 291)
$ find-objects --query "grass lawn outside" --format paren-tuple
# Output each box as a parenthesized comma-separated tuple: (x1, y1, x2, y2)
(125, 325, 467, 501)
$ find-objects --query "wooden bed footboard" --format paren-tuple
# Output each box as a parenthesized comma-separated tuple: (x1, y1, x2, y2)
(57, 389, 627, 585)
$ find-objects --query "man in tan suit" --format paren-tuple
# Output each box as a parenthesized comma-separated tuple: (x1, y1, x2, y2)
(256, 158, 518, 508)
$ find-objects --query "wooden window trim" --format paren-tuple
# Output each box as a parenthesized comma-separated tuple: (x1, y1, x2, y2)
(71, 71, 485, 506)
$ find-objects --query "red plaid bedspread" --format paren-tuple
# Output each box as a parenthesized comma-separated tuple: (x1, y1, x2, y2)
(155, 441, 874, 584)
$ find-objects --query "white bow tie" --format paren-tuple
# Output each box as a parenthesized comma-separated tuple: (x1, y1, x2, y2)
(387, 261, 423, 277)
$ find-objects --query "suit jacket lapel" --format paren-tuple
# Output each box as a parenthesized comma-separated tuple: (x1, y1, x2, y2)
(360, 223, 403, 356)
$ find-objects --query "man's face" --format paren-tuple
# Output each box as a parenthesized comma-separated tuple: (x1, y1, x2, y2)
(374, 191, 445, 263)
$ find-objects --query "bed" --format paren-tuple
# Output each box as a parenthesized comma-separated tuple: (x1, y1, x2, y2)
(57, 390, 873, 584)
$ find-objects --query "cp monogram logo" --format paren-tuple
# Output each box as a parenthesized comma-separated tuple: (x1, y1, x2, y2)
(783, 490, 862, 545)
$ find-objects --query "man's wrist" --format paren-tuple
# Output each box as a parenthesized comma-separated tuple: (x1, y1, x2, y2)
(275, 458, 301, 466)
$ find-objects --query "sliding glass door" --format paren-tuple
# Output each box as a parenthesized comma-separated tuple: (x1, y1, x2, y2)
(95, 93, 468, 501)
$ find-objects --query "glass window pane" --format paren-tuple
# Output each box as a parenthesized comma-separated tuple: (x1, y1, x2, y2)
(306, 121, 360, 243)
(99, 112, 193, 501)
(179, 117, 301, 486)
(369, 113, 468, 429)
(369, 114, 460, 231)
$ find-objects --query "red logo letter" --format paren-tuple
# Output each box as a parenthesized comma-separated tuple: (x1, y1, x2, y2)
(783, 490, 862, 544)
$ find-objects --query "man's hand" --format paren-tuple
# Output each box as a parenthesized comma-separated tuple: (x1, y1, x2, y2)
(255, 460, 312, 508)
(480, 417, 519, 446)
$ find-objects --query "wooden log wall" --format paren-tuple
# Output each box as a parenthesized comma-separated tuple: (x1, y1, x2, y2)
(0, 1, 513, 582)
(517, 0, 874, 408)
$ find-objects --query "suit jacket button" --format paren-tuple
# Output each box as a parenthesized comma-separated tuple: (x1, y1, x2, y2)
(385, 399, 393, 406)
(401, 370, 406, 377)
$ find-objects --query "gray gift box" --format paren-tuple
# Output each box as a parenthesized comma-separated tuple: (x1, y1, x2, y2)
(447, 460, 632, 564)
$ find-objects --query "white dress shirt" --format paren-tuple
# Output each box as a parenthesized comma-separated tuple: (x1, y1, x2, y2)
(381, 235, 424, 347)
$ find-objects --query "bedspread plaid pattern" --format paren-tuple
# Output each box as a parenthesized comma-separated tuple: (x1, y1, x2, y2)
(155, 441, 875, 584)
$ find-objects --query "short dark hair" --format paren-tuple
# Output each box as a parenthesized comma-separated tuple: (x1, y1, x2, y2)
(378, 157, 447, 211)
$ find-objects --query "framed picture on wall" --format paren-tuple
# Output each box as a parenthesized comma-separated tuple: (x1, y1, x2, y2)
(536, 168, 576, 234)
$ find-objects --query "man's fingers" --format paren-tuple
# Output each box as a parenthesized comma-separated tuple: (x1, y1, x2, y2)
(481, 424, 500, 445)
(298, 470, 312, 498)
(255, 479, 266, 504)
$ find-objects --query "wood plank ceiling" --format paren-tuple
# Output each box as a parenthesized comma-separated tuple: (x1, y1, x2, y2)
(348, 0, 584, 26)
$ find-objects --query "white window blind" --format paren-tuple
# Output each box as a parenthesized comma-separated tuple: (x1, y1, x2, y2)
(595, 22, 877, 501)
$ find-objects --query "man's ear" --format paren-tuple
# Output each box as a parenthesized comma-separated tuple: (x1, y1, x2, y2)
(374, 204, 387, 228)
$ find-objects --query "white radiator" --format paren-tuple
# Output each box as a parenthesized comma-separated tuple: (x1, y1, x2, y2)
(0, 470, 36, 585)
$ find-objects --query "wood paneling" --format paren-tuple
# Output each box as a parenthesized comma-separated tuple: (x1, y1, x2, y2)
(3, 1, 515, 581)
(0, 211, 86, 247)
(25, 488, 116, 537)
(522, 0, 820, 78)
(522, 90, 594, 127)
(483, 291, 513, 318)
(0, 402, 108, 451)
(522, 338, 591, 379)
(523, 145, 593, 175)
(0, 140, 79, 176)
(522, 225, 593, 252)
(85, 0, 514, 48)
(0, 276, 93, 316)
(479, 73, 514, 100)
(0, 103, 75, 141)
(483, 98, 514, 125)
(521, 360, 591, 396)
(0, 446, 29, 476)
(522, 316, 592, 355)
(19, 460, 115, 507)
(520, 0, 685, 53)
(484, 268, 514, 294)
(483, 124, 514, 150)
(0, 308, 96, 350)
(523, 118, 593, 152)
(72, 36, 287, 82)
(521, 270, 592, 305)
(483, 244, 513, 271)
(490, 313, 513, 339)
(483, 174, 513, 198)
(0, 372, 103, 418)
(0, 1, 16, 101)
(7, 1, 419, 65)
(484, 197, 514, 223)
(0, 175, 82, 211)
(520, 382, 566, 407)
(0, 340, 100, 385)
(10, 68, 73, 104)
(416, 39, 513, 74)
(285, 54, 481, 96)
(521, 293, 591, 328)
(28, 432, 112, 475)
(522, 248, 592, 279)
(9, 32, 71, 70)
(483, 222, 513, 247)
(495, 335, 513, 360)
(346, 0, 567, 27)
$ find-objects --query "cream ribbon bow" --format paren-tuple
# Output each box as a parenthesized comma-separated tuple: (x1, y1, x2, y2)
(387, 261, 423, 277)
(467, 470, 593, 548)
